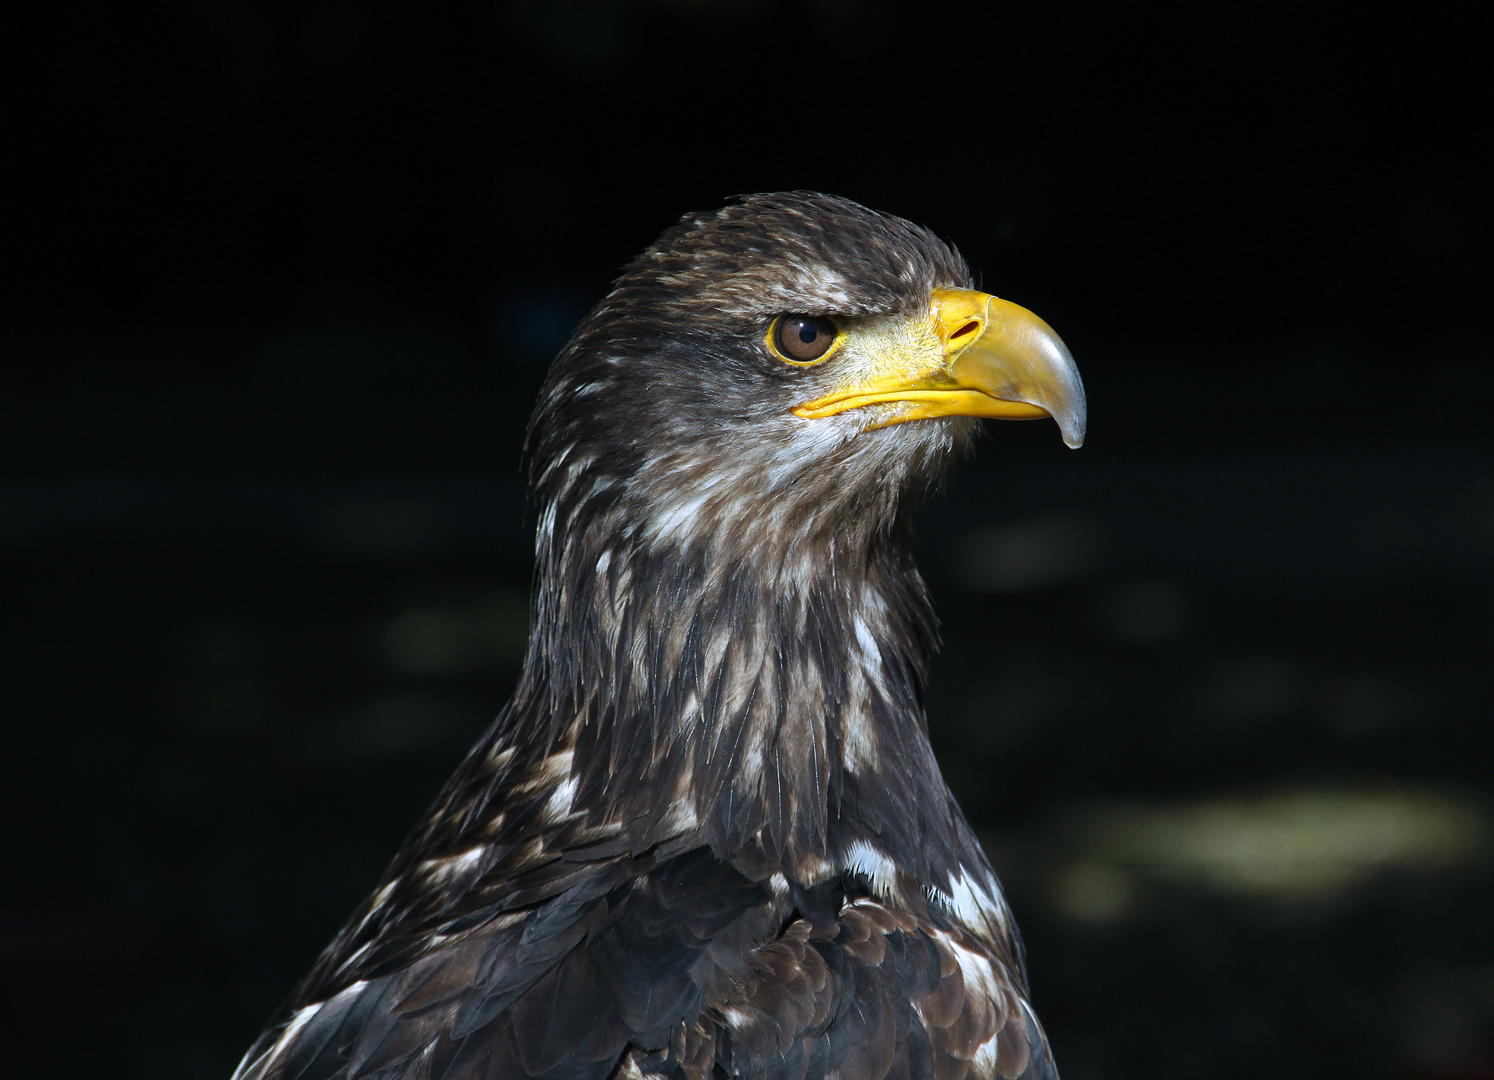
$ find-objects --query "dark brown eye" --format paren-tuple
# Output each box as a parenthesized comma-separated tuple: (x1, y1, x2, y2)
(772, 314, 839, 363)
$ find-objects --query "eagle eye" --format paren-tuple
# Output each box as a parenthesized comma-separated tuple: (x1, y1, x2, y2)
(769, 315, 839, 365)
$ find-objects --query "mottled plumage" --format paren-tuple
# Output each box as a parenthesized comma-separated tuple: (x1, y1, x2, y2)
(234, 192, 1076, 1080)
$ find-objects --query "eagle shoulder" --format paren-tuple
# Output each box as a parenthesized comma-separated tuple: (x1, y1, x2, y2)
(234, 838, 1054, 1080)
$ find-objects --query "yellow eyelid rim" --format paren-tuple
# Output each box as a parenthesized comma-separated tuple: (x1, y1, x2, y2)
(765, 314, 845, 367)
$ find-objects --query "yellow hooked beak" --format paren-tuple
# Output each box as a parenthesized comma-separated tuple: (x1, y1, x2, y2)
(791, 288, 1087, 448)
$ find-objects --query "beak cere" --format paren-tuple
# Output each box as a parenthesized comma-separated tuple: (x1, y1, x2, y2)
(792, 288, 1088, 449)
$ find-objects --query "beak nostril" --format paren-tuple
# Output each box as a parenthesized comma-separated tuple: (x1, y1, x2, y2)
(949, 320, 980, 341)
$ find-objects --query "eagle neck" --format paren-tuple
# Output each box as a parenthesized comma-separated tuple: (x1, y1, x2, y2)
(512, 497, 967, 887)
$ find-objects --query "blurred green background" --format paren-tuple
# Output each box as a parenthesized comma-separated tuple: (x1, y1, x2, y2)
(4, 2, 1491, 1078)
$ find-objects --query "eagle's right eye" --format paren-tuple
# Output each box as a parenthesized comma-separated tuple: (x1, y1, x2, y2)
(770, 315, 839, 365)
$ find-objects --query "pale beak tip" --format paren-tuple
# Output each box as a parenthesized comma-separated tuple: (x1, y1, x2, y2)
(1060, 407, 1087, 449)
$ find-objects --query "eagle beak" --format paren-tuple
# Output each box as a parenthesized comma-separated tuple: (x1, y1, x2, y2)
(791, 288, 1087, 449)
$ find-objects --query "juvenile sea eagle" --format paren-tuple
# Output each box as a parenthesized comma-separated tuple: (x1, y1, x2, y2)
(233, 192, 1086, 1080)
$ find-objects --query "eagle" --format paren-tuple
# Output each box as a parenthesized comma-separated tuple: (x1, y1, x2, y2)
(232, 192, 1086, 1080)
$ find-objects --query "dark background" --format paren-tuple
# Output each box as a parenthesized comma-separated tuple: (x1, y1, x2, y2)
(4, 2, 1492, 1078)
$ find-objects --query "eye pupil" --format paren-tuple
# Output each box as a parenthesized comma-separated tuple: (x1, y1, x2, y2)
(775, 314, 838, 362)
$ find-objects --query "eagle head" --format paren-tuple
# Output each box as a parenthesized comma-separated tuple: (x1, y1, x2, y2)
(528, 192, 1085, 560)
